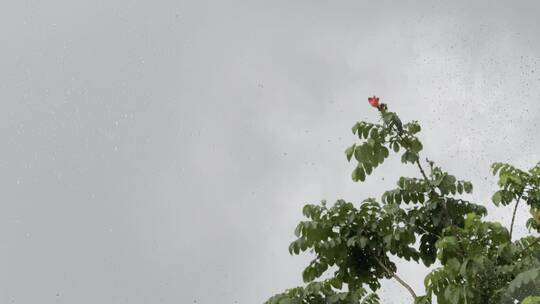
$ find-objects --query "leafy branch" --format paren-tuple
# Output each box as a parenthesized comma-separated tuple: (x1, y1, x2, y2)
(266, 96, 540, 304)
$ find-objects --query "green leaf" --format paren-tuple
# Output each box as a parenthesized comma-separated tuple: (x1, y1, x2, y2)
(302, 268, 312, 283)
(359, 236, 368, 248)
(523, 296, 540, 304)
(374, 145, 385, 164)
(329, 277, 342, 289)
(407, 122, 421, 134)
(362, 125, 372, 139)
(370, 128, 379, 140)
(383, 234, 393, 246)
(410, 139, 423, 153)
(364, 162, 373, 175)
(508, 267, 540, 294)
(446, 258, 461, 273)
(398, 177, 406, 188)
(352, 166, 366, 182)
(302, 205, 313, 218)
(492, 191, 502, 206)
(354, 146, 363, 162)
(401, 151, 419, 164)
(395, 192, 402, 204)
(381, 146, 389, 159)
(392, 142, 400, 153)
(294, 223, 303, 237)
(403, 192, 410, 204)
(444, 285, 462, 304)
(463, 181, 473, 193)
(363, 145, 374, 163)
(459, 259, 469, 277)
(352, 122, 360, 135)
(345, 144, 356, 162)
(410, 192, 418, 204)
(383, 191, 394, 204)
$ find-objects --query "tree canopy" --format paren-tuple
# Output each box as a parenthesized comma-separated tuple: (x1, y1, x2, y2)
(265, 97, 540, 304)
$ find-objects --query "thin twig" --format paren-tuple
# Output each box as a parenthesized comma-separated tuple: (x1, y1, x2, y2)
(388, 120, 451, 224)
(416, 158, 451, 224)
(509, 193, 523, 240)
(518, 237, 540, 256)
(416, 225, 441, 238)
(374, 257, 417, 300)
(416, 160, 430, 183)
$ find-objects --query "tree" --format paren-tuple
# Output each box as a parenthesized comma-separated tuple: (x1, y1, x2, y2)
(265, 97, 540, 304)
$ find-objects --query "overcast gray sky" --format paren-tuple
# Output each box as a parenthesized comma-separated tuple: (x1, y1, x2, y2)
(1, 0, 540, 303)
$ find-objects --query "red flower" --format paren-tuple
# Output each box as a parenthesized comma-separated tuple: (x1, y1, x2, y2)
(368, 96, 380, 108)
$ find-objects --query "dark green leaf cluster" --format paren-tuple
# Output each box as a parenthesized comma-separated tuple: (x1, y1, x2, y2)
(491, 162, 540, 231)
(423, 212, 540, 303)
(347, 122, 390, 182)
(424, 213, 512, 303)
(289, 199, 403, 290)
(347, 111, 424, 182)
(417, 162, 540, 303)
(264, 280, 379, 304)
(523, 296, 540, 304)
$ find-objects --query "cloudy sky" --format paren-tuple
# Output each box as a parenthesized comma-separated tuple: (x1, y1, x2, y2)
(1, 0, 540, 303)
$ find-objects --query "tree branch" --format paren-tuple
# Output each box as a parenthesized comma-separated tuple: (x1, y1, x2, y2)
(509, 193, 523, 240)
(388, 120, 451, 225)
(415, 159, 430, 183)
(374, 257, 417, 300)
(414, 158, 451, 224)
(518, 237, 540, 256)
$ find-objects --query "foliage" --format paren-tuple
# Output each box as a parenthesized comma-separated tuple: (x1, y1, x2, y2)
(523, 296, 540, 304)
(265, 98, 540, 303)
(265, 280, 379, 304)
